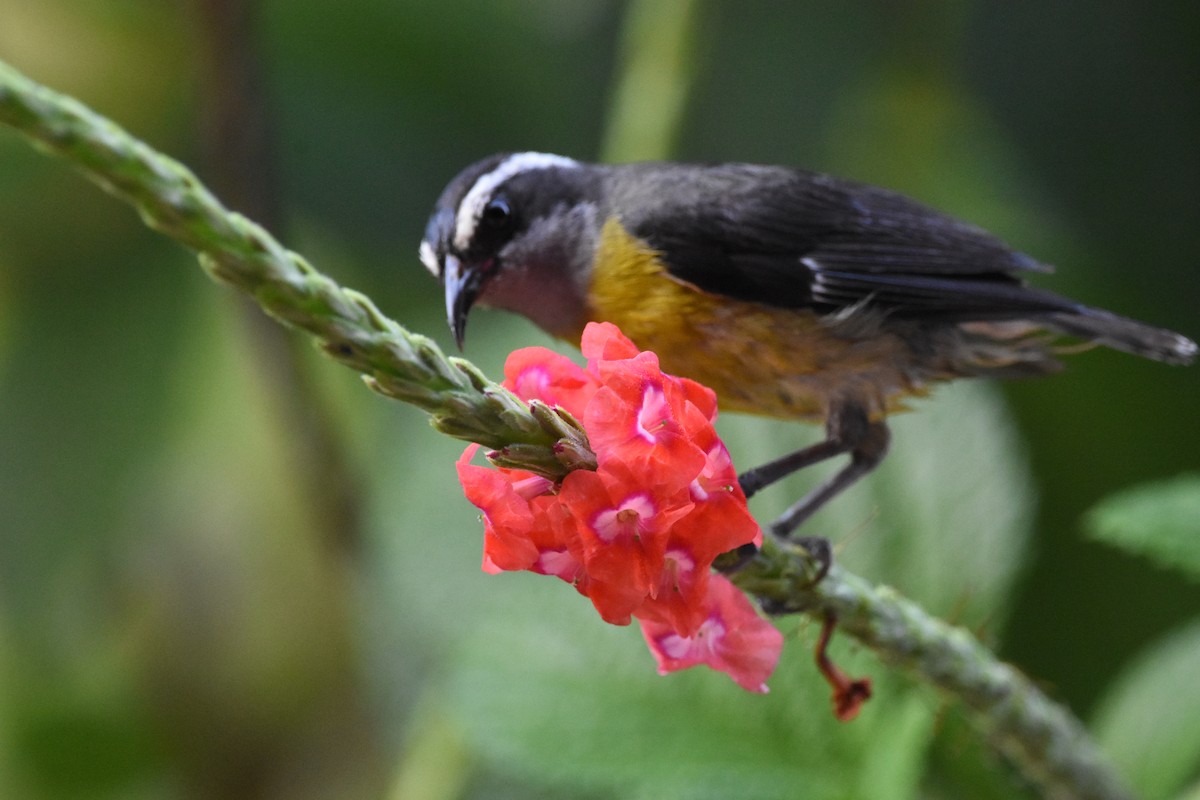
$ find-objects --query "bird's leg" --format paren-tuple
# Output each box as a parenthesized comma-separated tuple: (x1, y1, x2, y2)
(737, 404, 890, 538)
(737, 437, 850, 499)
(767, 409, 890, 538)
(722, 409, 869, 582)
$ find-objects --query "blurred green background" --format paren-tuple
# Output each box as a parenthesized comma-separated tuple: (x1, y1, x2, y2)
(1, 1, 1197, 798)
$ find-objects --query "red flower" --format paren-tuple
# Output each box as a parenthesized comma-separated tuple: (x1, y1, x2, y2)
(686, 423, 764, 550)
(580, 321, 641, 362)
(503, 347, 599, 413)
(584, 370, 707, 488)
(457, 445, 543, 573)
(456, 322, 778, 691)
(563, 464, 694, 622)
(638, 574, 784, 693)
(637, 544, 713, 638)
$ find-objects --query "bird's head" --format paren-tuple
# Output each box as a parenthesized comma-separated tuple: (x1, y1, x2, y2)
(420, 152, 602, 347)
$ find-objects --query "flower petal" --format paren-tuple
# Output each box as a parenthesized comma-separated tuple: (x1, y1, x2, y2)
(503, 347, 599, 416)
(637, 575, 783, 693)
(580, 321, 641, 362)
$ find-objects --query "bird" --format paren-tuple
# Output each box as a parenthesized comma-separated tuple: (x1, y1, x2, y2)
(420, 152, 1197, 539)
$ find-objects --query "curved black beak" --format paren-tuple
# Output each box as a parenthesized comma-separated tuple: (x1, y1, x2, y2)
(443, 253, 487, 350)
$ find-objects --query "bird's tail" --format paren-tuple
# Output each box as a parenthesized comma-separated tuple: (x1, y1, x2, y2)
(1046, 307, 1197, 365)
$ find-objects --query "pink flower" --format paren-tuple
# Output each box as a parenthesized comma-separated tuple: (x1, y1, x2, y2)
(580, 321, 641, 362)
(457, 445, 543, 573)
(584, 369, 707, 490)
(638, 574, 784, 693)
(503, 347, 599, 413)
(456, 322, 778, 691)
(563, 464, 694, 621)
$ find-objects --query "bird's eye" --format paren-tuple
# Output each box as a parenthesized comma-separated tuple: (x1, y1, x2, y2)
(482, 196, 512, 229)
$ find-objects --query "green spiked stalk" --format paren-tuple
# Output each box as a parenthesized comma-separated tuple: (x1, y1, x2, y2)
(0, 60, 590, 480)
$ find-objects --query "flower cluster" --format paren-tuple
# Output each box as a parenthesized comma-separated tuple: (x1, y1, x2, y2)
(457, 322, 783, 692)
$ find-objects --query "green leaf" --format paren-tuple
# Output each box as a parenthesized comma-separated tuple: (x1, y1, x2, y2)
(1090, 617, 1200, 800)
(1171, 782, 1200, 800)
(1178, 779, 1200, 800)
(440, 604, 935, 800)
(1085, 473, 1200, 580)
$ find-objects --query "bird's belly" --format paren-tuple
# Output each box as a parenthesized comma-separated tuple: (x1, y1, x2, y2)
(599, 296, 924, 421)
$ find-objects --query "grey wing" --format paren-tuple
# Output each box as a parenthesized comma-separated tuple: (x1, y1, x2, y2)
(623, 164, 1077, 320)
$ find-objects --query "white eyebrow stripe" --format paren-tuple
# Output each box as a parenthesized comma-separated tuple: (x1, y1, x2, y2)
(453, 152, 579, 250)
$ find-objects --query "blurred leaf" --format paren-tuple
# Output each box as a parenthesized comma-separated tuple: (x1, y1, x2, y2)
(1090, 618, 1200, 800)
(1085, 473, 1200, 580)
(1179, 779, 1200, 800)
(837, 381, 1034, 627)
(10, 692, 158, 798)
(387, 701, 472, 800)
(440, 601, 934, 800)
(601, 0, 702, 162)
(922, 707, 1040, 800)
(0, 258, 11, 368)
(0, 0, 192, 139)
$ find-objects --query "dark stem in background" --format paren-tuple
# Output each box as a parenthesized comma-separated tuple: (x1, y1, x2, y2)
(188, 5, 384, 795)
(191, 0, 366, 557)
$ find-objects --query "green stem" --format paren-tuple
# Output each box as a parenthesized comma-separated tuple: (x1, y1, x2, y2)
(0, 59, 1130, 800)
(600, 0, 703, 163)
(0, 60, 587, 480)
(725, 538, 1131, 800)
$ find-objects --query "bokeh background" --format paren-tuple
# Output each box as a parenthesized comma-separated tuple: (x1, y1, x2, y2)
(1, 1, 1197, 798)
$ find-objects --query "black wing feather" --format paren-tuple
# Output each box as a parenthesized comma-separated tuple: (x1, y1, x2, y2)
(611, 163, 1062, 320)
(810, 269, 1078, 319)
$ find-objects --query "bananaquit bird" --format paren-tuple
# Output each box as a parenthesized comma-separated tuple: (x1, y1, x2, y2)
(420, 152, 1197, 537)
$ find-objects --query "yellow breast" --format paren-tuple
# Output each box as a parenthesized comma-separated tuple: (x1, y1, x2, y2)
(581, 218, 928, 422)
